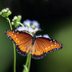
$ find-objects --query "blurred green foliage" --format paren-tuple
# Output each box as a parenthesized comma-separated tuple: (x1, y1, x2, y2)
(0, 16, 13, 72)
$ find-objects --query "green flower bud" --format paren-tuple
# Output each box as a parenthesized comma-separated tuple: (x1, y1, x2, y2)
(11, 15, 22, 28)
(0, 8, 12, 18)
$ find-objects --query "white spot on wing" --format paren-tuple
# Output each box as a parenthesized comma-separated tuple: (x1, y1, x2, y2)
(43, 34, 50, 38)
(36, 35, 42, 38)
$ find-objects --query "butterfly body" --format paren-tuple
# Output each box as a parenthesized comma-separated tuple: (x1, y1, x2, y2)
(32, 35, 36, 45)
(6, 31, 62, 59)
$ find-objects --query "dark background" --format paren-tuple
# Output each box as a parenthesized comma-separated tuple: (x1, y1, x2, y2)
(0, 0, 72, 72)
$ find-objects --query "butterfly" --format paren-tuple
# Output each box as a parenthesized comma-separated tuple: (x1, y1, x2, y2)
(6, 31, 62, 59)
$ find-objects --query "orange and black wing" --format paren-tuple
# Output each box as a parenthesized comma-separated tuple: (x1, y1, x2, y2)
(6, 31, 62, 59)
(6, 31, 32, 56)
(31, 37, 62, 59)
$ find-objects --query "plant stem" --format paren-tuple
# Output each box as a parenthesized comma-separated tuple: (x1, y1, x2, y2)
(23, 53, 31, 72)
(13, 43, 16, 72)
(7, 18, 16, 72)
(7, 18, 13, 30)
(26, 53, 31, 72)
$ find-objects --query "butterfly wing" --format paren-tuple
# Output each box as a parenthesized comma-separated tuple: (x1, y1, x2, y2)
(6, 31, 32, 55)
(32, 37, 62, 59)
(6, 31, 62, 59)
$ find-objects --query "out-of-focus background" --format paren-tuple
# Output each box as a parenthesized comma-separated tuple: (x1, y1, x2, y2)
(0, 0, 72, 72)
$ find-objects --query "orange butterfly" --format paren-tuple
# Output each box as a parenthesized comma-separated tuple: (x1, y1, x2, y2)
(6, 31, 62, 59)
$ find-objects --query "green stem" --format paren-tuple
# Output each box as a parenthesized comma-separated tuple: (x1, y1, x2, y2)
(7, 18, 16, 72)
(7, 18, 13, 30)
(26, 53, 31, 71)
(23, 53, 31, 72)
(13, 43, 16, 72)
